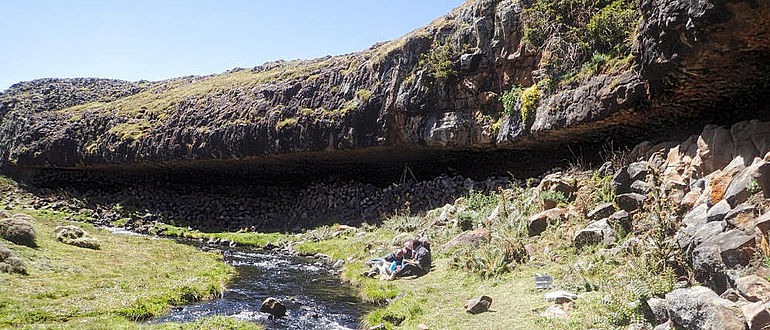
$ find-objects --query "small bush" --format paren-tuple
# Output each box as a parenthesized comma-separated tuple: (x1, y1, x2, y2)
(0, 216, 37, 247)
(747, 179, 762, 196)
(464, 190, 500, 211)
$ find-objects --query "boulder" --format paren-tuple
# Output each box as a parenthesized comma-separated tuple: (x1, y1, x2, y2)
(706, 200, 732, 223)
(587, 202, 615, 221)
(0, 217, 36, 247)
(665, 286, 745, 330)
(725, 160, 769, 207)
(545, 290, 577, 304)
(736, 275, 770, 303)
(697, 125, 735, 175)
(742, 301, 770, 330)
(691, 244, 729, 294)
(527, 208, 565, 237)
(646, 297, 669, 325)
(574, 219, 614, 248)
(439, 228, 491, 252)
(615, 193, 647, 212)
(260, 297, 287, 318)
(465, 295, 492, 314)
(710, 229, 756, 268)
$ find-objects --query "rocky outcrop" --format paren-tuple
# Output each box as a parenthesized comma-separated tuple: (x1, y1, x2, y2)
(0, 0, 768, 175)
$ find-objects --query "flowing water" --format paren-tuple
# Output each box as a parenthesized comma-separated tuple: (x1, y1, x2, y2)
(147, 241, 368, 329)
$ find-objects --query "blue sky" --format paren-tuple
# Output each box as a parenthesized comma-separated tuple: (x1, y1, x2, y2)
(0, 0, 464, 92)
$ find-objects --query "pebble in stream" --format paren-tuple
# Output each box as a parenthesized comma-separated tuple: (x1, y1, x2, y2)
(150, 244, 367, 329)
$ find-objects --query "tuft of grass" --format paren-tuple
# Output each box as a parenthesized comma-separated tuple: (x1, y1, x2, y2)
(152, 316, 263, 330)
(275, 118, 298, 130)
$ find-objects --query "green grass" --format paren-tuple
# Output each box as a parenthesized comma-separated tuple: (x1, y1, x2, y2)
(151, 316, 263, 330)
(0, 208, 235, 328)
(153, 223, 288, 247)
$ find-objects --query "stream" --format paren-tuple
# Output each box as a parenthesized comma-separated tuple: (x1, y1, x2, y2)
(131, 235, 368, 329)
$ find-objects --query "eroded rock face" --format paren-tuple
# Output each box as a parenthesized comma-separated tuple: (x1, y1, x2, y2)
(0, 0, 768, 173)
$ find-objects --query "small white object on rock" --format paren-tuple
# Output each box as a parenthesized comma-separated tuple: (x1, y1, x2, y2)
(545, 290, 578, 304)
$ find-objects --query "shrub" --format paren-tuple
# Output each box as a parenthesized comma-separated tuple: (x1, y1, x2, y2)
(418, 44, 456, 81)
(464, 190, 500, 211)
(520, 85, 540, 123)
(0, 216, 37, 247)
(523, 0, 638, 79)
(500, 85, 521, 116)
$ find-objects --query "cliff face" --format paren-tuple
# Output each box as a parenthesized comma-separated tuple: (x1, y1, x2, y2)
(0, 0, 768, 171)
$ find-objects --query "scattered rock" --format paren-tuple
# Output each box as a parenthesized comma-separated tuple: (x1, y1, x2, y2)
(527, 208, 565, 237)
(607, 210, 632, 234)
(587, 202, 615, 221)
(537, 175, 575, 197)
(417, 324, 429, 330)
(736, 275, 770, 303)
(55, 226, 100, 250)
(440, 228, 491, 252)
(630, 180, 652, 194)
(627, 162, 650, 182)
(710, 229, 756, 268)
(725, 203, 757, 232)
(332, 259, 344, 269)
(683, 204, 709, 227)
(742, 301, 770, 330)
(681, 187, 702, 209)
(260, 297, 287, 318)
(574, 219, 614, 248)
(540, 305, 569, 319)
(465, 295, 492, 314)
(0, 216, 36, 247)
(725, 161, 768, 207)
(612, 167, 632, 194)
(646, 297, 669, 325)
(665, 286, 745, 329)
(615, 193, 647, 212)
(653, 320, 673, 330)
(706, 200, 732, 223)
(545, 290, 577, 304)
